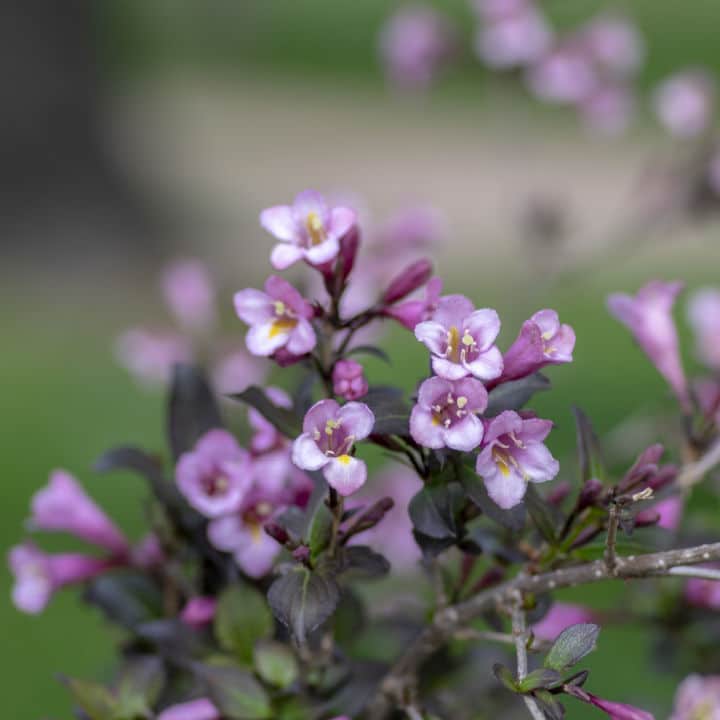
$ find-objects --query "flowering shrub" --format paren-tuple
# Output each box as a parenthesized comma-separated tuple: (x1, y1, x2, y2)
(9, 182, 720, 719)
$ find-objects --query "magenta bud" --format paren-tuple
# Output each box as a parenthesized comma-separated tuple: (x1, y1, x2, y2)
(338, 226, 360, 282)
(382, 258, 433, 305)
(272, 347, 306, 367)
(264, 523, 290, 545)
(292, 545, 311, 563)
(647, 464, 678, 492)
(547, 480, 572, 506)
(333, 359, 369, 400)
(633, 509, 660, 528)
(578, 478, 604, 510)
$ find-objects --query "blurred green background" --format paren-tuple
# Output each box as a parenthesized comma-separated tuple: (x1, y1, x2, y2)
(4, 1, 720, 718)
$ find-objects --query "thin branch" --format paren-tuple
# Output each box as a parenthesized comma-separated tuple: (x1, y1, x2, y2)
(603, 502, 620, 575)
(365, 540, 720, 718)
(677, 438, 720, 490)
(511, 596, 546, 720)
(667, 565, 720, 581)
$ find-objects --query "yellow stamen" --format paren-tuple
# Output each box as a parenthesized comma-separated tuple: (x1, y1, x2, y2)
(456, 396, 468, 409)
(337, 454, 352, 465)
(273, 300, 286, 316)
(447, 326, 461, 362)
(462, 330, 475, 347)
(325, 418, 342, 435)
(305, 211, 326, 246)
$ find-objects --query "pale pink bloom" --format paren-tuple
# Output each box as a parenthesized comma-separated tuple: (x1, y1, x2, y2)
(292, 399, 375, 496)
(234, 276, 316, 359)
(688, 288, 720, 371)
(527, 43, 598, 104)
(581, 14, 644, 77)
(8, 543, 111, 614)
(670, 675, 720, 720)
(607, 281, 691, 412)
(115, 328, 193, 386)
(211, 347, 267, 396)
(176, 430, 252, 518)
(532, 603, 597, 642)
(29, 470, 128, 555)
(160, 259, 216, 331)
(157, 698, 220, 720)
(180, 596, 217, 628)
(379, 5, 455, 90)
(654, 71, 715, 138)
(415, 294, 503, 381)
(475, 411, 559, 509)
(410, 376, 487, 451)
(260, 190, 356, 270)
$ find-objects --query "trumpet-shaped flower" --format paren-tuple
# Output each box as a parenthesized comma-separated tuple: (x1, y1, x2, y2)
(410, 376, 487, 451)
(292, 399, 375, 496)
(415, 294, 503, 381)
(8, 543, 111, 614)
(234, 276, 316, 358)
(176, 430, 252, 518)
(607, 281, 690, 412)
(475, 410, 559, 509)
(671, 675, 720, 720)
(260, 190, 356, 270)
(499, 309, 575, 383)
(29, 470, 129, 555)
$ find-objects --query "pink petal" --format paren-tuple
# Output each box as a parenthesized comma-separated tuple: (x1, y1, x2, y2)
(246, 322, 291, 357)
(260, 205, 297, 241)
(233, 288, 273, 325)
(324, 456, 367, 496)
(443, 414, 484, 452)
(337, 402, 375, 440)
(286, 319, 317, 356)
(410, 406, 445, 449)
(292, 433, 329, 471)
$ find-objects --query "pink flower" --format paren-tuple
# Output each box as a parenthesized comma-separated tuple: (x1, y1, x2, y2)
(176, 430, 252, 518)
(415, 294, 503, 381)
(566, 685, 654, 720)
(260, 190, 356, 270)
(208, 465, 311, 578)
(499, 309, 575, 383)
(688, 288, 720, 371)
(8, 543, 111, 614)
(410, 376, 487, 451)
(379, 5, 455, 90)
(475, 411, 559, 509)
(654, 70, 715, 138)
(385, 276, 443, 331)
(248, 387, 292, 454)
(474, 1, 552, 69)
(652, 496, 683, 531)
(157, 698, 220, 720)
(581, 14, 644, 77)
(160, 259, 216, 331)
(333, 360, 369, 401)
(180, 596, 217, 629)
(292, 399, 375, 496)
(685, 569, 720, 611)
(234, 276, 316, 359)
(527, 42, 598, 104)
(532, 603, 596, 642)
(115, 329, 193, 386)
(211, 347, 267, 396)
(607, 281, 690, 412)
(29, 470, 128, 556)
(671, 675, 720, 720)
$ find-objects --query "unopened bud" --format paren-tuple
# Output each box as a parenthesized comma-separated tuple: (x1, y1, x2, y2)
(577, 478, 604, 511)
(382, 258, 433, 305)
(264, 522, 289, 545)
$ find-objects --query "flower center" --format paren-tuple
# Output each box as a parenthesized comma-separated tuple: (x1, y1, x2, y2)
(446, 326, 478, 364)
(270, 301, 298, 338)
(305, 212, 326, 246)
(431, 393, 470, 428)
(203, 474, 229, 497)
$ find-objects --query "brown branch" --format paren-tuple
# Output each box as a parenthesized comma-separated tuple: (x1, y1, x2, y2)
(511, 595, 546, 720)
(365, 540, 720, 718)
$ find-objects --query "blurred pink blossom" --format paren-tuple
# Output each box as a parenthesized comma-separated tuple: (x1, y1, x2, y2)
(161, 259, 217, 331)
(688, 288, 720, 371)
(670, 675, 720, 720)
(157, 698, 220, 720)
(654, 71, 715, 138)
(180, 596, 217, 629)
(115, 329, 193, 386)
(532, 603, 596, 642)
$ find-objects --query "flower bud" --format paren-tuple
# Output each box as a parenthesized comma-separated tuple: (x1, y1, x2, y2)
(577, 478, 604, 510)
(382, 258, 433, 305)
(332, 359, 369, 400)
(264, 522, 290, 546)
(180, 596, 217, 629)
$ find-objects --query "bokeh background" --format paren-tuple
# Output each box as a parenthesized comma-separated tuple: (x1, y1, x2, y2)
(4, 1, 720, 717)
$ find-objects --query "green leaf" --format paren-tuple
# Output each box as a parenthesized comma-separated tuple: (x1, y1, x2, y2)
(544, 623, 600, 672)
(486, 373, 551, 416)
(267, 564, 340, 643)
(62, 677, 117, 720)
(253, 641, 299, 689)
(336, 545, 391, 580)
(363, 386, 410, 436)
(198, 662, 272, 719)
(408, 482, 464, 539)
(116, 655, 165, 709)
(573, 407, 608, 484)
(462, 473, 526, 531)
(517, 668, 562, 692)
(492, 663, 519, 692)
(231, 385, 301, 440)
(215, 585, 273, 664)
(307, 501, 334, 560)
(532, 689, 566, 720)
(83, 573, 163, 632)
(524, 485, 560, 543)
(168, 364, 223, 460)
